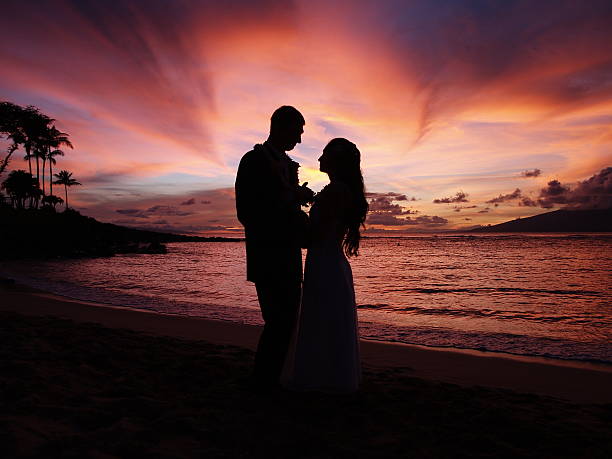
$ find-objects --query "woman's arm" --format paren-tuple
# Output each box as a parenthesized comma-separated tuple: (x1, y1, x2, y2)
(310, 182, 349, 244)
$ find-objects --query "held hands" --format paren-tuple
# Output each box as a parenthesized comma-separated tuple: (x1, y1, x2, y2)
(297, 182, 315, 206)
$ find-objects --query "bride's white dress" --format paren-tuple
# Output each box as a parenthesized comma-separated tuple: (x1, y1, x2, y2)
(282, 182, 361, 392)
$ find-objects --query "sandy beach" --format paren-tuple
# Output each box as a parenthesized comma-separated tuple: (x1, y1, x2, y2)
(1, 282, 611, 457)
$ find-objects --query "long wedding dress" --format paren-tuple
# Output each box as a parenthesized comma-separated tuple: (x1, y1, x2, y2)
(282, 181, 361, 392)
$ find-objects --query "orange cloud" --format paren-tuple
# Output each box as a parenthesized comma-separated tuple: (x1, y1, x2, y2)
(1, 0, 611, 232)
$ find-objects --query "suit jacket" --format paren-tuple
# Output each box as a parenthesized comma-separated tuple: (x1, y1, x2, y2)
(235, 143, 306, 283)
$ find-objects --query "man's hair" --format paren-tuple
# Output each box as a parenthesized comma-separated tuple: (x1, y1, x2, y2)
(270, 106, 305, 132)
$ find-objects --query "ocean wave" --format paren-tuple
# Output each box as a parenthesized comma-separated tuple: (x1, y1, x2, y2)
(358, 303, 612, 327)
(358, 322, 612, 364)
(3, 233, 611, 364)
(389, 287, 603, 296)
(5, 273, 610, 363)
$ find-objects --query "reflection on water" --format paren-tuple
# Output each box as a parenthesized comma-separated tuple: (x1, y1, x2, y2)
(2, 234, 611, 362)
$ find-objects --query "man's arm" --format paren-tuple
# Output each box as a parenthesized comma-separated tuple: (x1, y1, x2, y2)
(235, 152, 259, 229)
(236, 149, 314, 236)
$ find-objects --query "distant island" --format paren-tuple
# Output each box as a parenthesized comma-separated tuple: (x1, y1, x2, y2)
(1, 101, 243, 260)
(470, 209, 612, 233)
(0, 101, 242, 259)
(0, 207, 242, 260)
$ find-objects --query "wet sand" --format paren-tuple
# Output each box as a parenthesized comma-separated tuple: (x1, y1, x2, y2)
(1, 283, 611, 457)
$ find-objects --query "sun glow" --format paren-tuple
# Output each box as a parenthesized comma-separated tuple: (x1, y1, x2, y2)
(1, 0, 610, 234)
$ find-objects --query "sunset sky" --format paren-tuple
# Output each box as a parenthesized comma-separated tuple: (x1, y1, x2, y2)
(1, 0, 611, 234)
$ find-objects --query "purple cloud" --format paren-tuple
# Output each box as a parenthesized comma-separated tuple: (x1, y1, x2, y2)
(453, 205, 478, 212)
(521, 169, 542, 178)
(115, 208, 149, 218)
(486, 188, 522, 204)
(366, 192, 408, 201)
(537, 167, 612, 209)
(433, 191, 469, 204)
(180, 198, 196, 206)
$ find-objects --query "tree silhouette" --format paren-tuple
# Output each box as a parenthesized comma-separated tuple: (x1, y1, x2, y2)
(53, 170, 81, 210)
(41, 194, 64, 210)
(0, 102, 26, 176)
(1, 170, 38, 209)
(34, 146, 47, 198)
(44, 126, 72, 196)
(47, 149, 65, 196)
(30, 186, 43, 209)
(1, 102, 53, 207)
(2, 101, 79, 211)
(23, 150, 35, 176)
(0, 143, 19, 176)
(0, 102, 78, 209)
(19, 106, 53, 189)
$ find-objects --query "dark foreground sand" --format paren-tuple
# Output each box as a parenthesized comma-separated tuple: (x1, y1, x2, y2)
(1, 284, 611, 458)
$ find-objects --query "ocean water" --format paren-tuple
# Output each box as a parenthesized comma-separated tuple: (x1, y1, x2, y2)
(2, 234, 611, 363)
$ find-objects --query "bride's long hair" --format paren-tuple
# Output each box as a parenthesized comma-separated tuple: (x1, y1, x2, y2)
(324, 138, 368, 257)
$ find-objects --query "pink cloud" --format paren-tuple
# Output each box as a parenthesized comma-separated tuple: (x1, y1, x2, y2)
(2, 1, 611, 232)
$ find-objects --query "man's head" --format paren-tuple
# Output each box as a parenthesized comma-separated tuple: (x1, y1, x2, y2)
(268, 106, 305, 152)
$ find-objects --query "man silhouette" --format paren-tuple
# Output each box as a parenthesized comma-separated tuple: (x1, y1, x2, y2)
(235, 106, 314, 388)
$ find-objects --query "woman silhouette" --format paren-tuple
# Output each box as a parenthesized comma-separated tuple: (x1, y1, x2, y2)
(283, 138, 368, 392)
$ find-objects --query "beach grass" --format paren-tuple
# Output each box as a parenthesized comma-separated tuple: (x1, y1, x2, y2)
(1, 311, 611, 458)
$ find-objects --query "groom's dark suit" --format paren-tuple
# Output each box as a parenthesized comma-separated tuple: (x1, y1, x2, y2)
(235, 141, 306, 385)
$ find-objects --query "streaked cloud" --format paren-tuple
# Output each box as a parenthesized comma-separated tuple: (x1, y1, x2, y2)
(1, 0, 611, 233)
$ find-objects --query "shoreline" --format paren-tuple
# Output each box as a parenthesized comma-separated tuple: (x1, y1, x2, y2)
(361, 337, 612, 372)
(5, 276, 610, 370)
(46, 290, 612, 373)
(2, 282, 611, 403)
(4, 309, 610, 457)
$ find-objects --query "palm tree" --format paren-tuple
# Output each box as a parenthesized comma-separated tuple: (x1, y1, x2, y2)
(53, 170, 81, 210)
(41, 150, 47, 195)
(20, 106, 53, 189)
(1, 103, 52, 206)
(44, 126, 72, 196)
(23, 151, 35, 175)
(41, 194, 64, 210)
(0, 102, 26, 176)
(1, 170, 38, 209)
(0, 143, 19, 177)
(47, 149, 65, 196)
(29, 186, 43, 209)
(34, 146, 47, 195)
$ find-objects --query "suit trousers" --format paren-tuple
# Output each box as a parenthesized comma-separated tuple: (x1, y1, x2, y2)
(254, 279, 301, 385)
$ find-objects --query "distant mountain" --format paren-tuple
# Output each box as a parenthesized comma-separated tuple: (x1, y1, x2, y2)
(471, 209, 612, 232)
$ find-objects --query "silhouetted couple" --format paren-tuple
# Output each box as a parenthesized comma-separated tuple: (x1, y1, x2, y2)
(235, 106, 368, 393)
